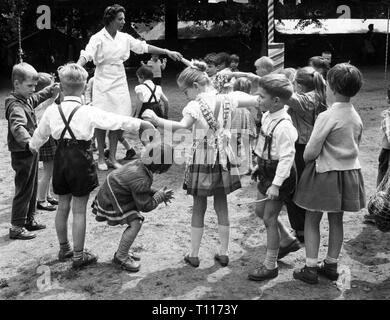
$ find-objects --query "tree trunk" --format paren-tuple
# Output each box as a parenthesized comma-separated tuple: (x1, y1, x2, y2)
(164, 0, 178, 48)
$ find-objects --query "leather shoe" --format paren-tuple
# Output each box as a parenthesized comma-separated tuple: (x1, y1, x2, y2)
(123, 148, 136, 160)
(214, 253, 229, 267)
(278, 238, 301, 260)
(113, 252, 140, 272)
(24, 220, 46, 231)
(37, 201, 56, 211)
(9, 227, 36, 240)
(184, 254, 200, 268)
(293, 265, 319, 284)
(46, 197, 59, 205)
(248, 265, 278, 281)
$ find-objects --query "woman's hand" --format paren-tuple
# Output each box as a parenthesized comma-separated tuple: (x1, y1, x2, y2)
(142, 109, 159, 127)
(166, 50, 183, 61)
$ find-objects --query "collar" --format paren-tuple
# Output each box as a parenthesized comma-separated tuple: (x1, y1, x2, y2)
(102, 27, 119, 40)
(63, 96, 82, 103)
(330, 102, 353, 109)
(11, 91, 28, 102)
(144, 80, 155, 86)
(267, 107, 287, 120)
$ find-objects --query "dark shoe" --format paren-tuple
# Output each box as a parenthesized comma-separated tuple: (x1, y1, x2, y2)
(363, 214, 376, 225)
(293, 265, 319, 284)
(278, 238, 302, 260)
(184, 254, 200, 268)
(58, 249, 74, 261)
(104, 149, 110, 159)
(214, 253, 229, 267)
(129, 251, 141, 261)
(123, 148, 136, 160)
(72, 250, 98, 269)
(46, 197, 59, 206)
(248, 265, 278, 281)
(317, 260, 339, 281)
(37, 201, 56, 211)
(113, 252, 140, 272)
(24, 220, 46, 231)
(9, 227, 36, 240)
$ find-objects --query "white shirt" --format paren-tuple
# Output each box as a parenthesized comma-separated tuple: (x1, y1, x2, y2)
(254, 107, 298, 186)
(30, 96, 141, 151)
(134, 80, 163, 103)
(80, 28, 148, 66)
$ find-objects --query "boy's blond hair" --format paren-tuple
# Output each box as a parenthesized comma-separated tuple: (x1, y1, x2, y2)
(254, 56, 274, 74)
(57, 63, 88, 93)
(12, 62, 38, 86)
(258, 74, 293, 101)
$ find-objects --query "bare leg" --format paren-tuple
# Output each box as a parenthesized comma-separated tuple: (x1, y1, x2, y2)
(71, 195, 89, 252)
(108, 130, 121, 167)
(37, 161, 54, 203)
(55, 194, 72, 244)
(95, 129, 107, 165)
(304, 211, 323, 260)
(327, 212, 344, 259)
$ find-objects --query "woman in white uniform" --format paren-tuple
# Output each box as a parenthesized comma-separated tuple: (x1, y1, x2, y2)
(77, 4, 182, 170)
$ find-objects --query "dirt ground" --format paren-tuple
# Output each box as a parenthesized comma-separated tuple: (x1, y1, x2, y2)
(0, 67, 389, 300)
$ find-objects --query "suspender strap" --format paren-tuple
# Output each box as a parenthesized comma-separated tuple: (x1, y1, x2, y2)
(143, 82, 158, 103)
(263, 118, 287, 160)
(58, 104, 81, 140)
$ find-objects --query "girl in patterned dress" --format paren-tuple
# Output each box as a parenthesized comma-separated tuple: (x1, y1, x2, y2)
(142, 60, 258, 268)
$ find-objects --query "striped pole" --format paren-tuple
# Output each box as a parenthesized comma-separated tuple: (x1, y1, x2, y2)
(268, 0, 274, 44)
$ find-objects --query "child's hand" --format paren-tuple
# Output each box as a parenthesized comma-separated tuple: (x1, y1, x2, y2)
(162, 186, 174, 204)
(49, 83, 60, 98)
(142, 109, 159, 126)
(266, 184, 280, 200)
(251, 165, 260, 181)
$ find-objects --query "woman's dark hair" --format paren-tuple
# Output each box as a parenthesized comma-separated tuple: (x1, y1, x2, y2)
(103, 4, 125, 26)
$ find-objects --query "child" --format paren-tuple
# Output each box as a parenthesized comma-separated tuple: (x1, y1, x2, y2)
(229, 54, 240, 72)
(91, 142, 174, 272)
(231, 77, 257, 175)
(212, 52, 234, 94)
(283, 66, 327, 245)
(135, 65, 169, 119)
(146, 54, 167, 85)
(204, 52, 218, 79)
(5, 62, 59, 240)
(35, 72, 58, 211)
(254, 56, 274, 77)
(364, 98, 390, 224)
(142, 59, 258, 267)
(308, 56, 330, 79)
(293, 63, 366, 284)
(29, 63, 156, 268)
(248, 74, 300, 281)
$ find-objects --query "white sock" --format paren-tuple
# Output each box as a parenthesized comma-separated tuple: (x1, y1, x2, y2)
(190, 227, 204, 257)
(325, 255, 338, 264)
(264, 249, 279, 270)
(306, 257, 318, 268)
(218, 225, 230, 256)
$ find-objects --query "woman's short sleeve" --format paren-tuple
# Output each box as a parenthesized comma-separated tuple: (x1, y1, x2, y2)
(128, 34, 149, 54)
(182, 101, 201, 120)
(80, 34, 101, 63)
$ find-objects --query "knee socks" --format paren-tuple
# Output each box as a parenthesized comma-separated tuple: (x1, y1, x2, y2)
(190, 227, 204, 257)
(218, 225, 230, 256)
(116, 226, 136, 261)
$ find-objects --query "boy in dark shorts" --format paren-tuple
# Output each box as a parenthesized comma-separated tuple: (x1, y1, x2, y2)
(29, 63, 156, 268)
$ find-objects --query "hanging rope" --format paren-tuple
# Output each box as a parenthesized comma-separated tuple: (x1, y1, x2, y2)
(17, 14, 23, 63)
(385, 6, 390, 94)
